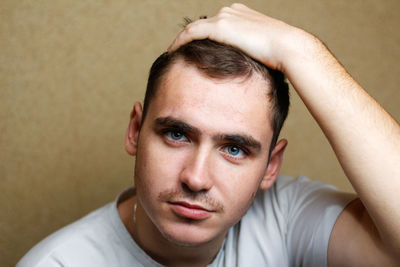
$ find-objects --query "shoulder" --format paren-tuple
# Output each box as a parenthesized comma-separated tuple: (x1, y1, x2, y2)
(17, 203, 115, 267)
(255, 174, 353, 209)
(238, 175, 356, 266)
(249, 174, 356, 229)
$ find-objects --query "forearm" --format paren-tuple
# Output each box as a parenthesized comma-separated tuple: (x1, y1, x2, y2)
(168, 3, 400, 257)
(283, 31, 400, 254)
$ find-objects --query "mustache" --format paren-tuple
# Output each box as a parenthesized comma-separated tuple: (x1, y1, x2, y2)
(158, 189, 224, 213)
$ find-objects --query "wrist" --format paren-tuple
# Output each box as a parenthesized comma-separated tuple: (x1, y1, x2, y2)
(278, 28, 328, 75)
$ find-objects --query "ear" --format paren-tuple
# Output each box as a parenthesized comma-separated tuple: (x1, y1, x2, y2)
(125, 102, 143, 156)
(259, 139, 288, 190)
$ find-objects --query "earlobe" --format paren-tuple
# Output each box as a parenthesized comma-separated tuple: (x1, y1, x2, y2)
(259, 139, 288, 190)
(125, 102, 143, 156)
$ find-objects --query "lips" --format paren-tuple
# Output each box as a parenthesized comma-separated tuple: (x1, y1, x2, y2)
(169, 201, 213, 220)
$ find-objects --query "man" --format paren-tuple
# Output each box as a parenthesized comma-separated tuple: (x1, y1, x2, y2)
(18, 3, 399, 266)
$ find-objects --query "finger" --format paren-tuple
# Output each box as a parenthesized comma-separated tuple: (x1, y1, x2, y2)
(230, 3, 256, 14)
(167, 4, 252, 53)
(229, 3, 248, 10)
(168, 18, 214, 52)
(168, 5, 242, 52)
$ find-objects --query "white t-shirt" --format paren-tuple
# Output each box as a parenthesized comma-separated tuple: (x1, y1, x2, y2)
(17, 175, 356, 267)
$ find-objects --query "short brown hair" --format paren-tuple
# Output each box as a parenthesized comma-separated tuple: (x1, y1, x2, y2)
(142, 39, 290, 156)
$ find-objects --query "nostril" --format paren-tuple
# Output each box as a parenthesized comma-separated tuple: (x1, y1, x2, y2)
(182, 183, 194, 193)
(181, 182, 209, 195)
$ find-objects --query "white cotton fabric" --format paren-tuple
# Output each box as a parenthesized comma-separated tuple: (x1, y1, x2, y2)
(17, 175, 356, 267)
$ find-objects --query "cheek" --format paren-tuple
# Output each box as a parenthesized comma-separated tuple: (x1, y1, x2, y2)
(134, 136, 185, 193)
(232, 180, 260, 211)
(216, 163, 265, 216)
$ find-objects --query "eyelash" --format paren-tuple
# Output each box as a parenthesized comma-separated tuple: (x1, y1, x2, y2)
(160, 128, 250, 160)
(162, 129, 189, 143)
(220, 144, 249, 159)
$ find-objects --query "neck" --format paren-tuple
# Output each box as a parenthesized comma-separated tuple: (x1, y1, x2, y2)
(118, 196, 225, 267)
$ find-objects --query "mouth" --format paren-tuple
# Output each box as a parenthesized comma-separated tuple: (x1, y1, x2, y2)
(168, 201, 214, 220)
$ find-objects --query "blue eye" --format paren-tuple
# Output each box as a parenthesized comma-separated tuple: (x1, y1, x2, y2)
(167, 130, 187, 142)
(225, 145, 244, 157)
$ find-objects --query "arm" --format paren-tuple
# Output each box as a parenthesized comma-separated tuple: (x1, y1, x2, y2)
(169, 3, 400, 265)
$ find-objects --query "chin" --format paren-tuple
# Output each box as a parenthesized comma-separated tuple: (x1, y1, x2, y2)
(158, 222, 220, 248)
(162, 231, 211, 247)
(164, 236, 203, 247)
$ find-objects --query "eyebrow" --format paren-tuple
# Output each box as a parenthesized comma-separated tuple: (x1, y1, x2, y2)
(215, 134, 261, 152)
(154, 117, 201, 136)
(154, 116, 262, 152)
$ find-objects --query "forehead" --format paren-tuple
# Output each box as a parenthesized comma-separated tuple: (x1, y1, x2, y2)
(147, 60, 274, 145)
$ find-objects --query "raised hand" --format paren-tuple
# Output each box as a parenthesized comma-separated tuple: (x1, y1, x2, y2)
(169, 4, 400, 265)
(168, 3, 312, 72)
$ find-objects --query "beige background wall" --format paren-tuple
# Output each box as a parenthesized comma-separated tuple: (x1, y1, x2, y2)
(1, 0, 399, 265)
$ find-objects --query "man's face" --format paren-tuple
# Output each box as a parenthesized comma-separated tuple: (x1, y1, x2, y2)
(130, 59, 281, 247)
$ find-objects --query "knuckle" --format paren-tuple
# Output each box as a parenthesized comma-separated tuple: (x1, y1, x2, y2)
(230, 3, 244, 9)
(217, 6, 231, 15)
(214, 17, 228, 30)
(183, 25, 193, 34)
(183, 23, 197, 35)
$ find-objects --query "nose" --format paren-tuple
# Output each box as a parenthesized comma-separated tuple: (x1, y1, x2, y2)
(179, 147, 214, 193)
